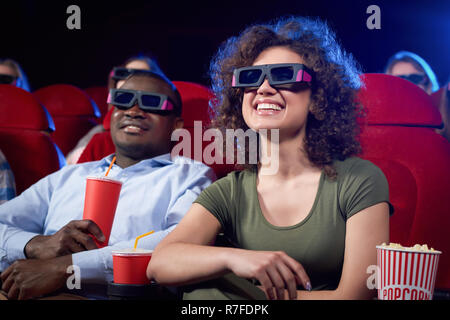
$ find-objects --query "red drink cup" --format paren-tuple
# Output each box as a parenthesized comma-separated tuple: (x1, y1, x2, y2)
(82, 177, 122, 248)
(377, 244, 441, 300)
(112, 249, 153, 285)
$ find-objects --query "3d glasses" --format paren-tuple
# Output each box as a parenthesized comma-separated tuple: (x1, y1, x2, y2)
(397, 74, 428, 86)
(108, 88, 175, 112)
(0, 74, 17, 85)
(111, 67, 140, 81)
(232, 63, 313, 88)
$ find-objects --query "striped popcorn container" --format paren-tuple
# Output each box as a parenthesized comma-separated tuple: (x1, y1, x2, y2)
(376, 245, 441, 300)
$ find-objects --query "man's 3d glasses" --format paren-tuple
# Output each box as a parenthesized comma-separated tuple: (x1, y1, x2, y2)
(108, 88, 175, 112)
(232, 63, 313, 88)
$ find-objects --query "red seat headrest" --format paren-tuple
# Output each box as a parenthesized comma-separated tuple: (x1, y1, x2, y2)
(103, 108, 112, 130)
(173, 81, 214, 126)
(34, 84, 100, 117)
(357, 74, 442, 127)
(0, 84, 53, 131)
(85, 86, 109, 122)
(430, 86, 446, 110)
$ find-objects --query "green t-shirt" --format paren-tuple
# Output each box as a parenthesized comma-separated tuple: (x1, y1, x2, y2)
(186, 157, 393, 299)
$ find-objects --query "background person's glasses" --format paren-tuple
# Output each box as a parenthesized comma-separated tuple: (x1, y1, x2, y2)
(111, 67, 138, 81)
(397, 74, 429, 86)
(0, 74, 17, 85)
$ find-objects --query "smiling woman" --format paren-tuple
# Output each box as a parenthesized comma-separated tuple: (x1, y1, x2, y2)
(148, 16, 392, 301)
(209, 16, 364, 178)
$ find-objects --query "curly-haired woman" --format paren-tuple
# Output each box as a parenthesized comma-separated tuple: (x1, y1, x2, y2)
(148, 16, 393, 300)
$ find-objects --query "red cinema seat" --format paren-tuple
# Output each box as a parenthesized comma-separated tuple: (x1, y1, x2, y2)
(357, 73, 450, 291)
(173, 81, 235, 178)
(430, 86, 446, 110)
(34, 84, 101, 155)
(0, 85, 65, 195)
(78, 81, 236, 178)
(76, 103, 113, 163)
(85, 86, 109, 125)
(77, 130, 114, 163)
(103, 107, 112, 130)
(76, 106, 113, 164)
(430, 85, 450, 142)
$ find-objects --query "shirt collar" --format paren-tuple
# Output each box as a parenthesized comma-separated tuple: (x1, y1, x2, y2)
(96, 153, 173, 170)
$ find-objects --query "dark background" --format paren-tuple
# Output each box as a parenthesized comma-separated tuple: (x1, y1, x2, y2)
(1, 0, 449, 91)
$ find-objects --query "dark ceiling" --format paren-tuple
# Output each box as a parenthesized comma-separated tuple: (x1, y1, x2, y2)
(2, 0, 449, 90)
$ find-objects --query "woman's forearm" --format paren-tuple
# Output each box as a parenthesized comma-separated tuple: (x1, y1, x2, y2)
(148, 243, 235, 286)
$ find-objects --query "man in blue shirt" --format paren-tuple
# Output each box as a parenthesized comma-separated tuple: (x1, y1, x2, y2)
(0, 71, 215, 299)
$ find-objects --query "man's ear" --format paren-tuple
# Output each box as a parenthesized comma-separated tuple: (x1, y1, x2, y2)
(173, 117, 184, 130)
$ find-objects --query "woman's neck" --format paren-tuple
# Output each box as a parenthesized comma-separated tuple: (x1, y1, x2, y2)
(258, 129, 319, 179)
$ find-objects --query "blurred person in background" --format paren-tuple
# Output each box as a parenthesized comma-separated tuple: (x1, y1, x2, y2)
(385, 51, 449, 142)
(384, 51, 439, 95)
(0, 58, 31, 92)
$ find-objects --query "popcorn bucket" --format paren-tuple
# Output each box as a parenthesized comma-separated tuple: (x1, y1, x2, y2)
(376, 244, 441, 300)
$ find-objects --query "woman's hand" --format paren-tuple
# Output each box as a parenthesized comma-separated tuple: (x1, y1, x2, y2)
(226, 249, 311, 300)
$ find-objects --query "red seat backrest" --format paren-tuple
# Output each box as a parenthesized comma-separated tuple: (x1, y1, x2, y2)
(84, 86, 109, 125)
(173, 81, 235, 178)
(34, 84, 100, 155)
(357, 73, 450, 290)
(78, 81, 236, 178)
(430, 86, 445, 110)
(0, 85, 64, 194)
(103, 107, 112, 130)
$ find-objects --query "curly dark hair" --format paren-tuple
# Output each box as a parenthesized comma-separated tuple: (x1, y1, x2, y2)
(208, 16, 364, 178)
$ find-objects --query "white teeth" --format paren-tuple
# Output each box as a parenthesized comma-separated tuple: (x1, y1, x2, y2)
(256, 103, 282, 111)
(126, 125, 141, 130)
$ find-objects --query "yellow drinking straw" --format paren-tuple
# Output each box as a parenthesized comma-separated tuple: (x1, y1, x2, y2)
(105, 156, 116, 177)
(134, 231, 155, 250)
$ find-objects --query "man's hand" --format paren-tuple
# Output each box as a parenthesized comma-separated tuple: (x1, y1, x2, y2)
(0, 255, 72, 300)
(25, 220, 105, 259)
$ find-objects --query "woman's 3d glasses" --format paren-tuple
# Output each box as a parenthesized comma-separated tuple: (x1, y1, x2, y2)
(108, 88, 175, 112)
(0, 74, 17, 85)
(232, 63, 313, 88)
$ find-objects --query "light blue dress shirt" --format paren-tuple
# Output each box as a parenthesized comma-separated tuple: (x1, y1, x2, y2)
(0, 153, 215, 297)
